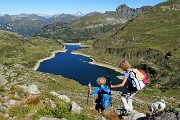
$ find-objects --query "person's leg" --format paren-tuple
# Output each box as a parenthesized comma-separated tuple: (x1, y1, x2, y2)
(121, 92, 131, 112)
(127, 91, 137, 111)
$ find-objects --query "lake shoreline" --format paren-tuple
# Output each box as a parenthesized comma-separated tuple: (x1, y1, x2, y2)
(71, 52, 124, 75)
(32, 49, 67, 71)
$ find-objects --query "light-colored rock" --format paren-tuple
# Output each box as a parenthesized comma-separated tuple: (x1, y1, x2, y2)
(132, 111, 146, 120)
(0, 71, 8, 86)
(96, 115, 107, 120)
(39, 117, 67, 120)
(58, 95, 70, 103)
(28, 84, 40, 95)
(50, 91, 70, 103)
(45, 98, 56, 108)
(60, 118, 67, 120)
(39, 117, 60, 120)
(14, 64, 25, 69)
(4, 113, 9, 118)
(5, 100, 19, 106)
(121, 111, 146, 120)
(14, 92, 19, 98)
(0, 103, 3, 111)
(71, 101, 83, 114)
(18, 85, 28, 92)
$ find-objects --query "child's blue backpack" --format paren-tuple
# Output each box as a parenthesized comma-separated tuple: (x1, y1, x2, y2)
(98, 86, 111, 109)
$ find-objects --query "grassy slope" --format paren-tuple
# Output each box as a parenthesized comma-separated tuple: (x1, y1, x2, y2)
(0, 30, 64, 68)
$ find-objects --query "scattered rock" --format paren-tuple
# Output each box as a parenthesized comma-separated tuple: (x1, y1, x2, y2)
(13, 64, 25, 69)
(50, 91, 70, 103)
(18, 74, 29, 81)
(0, 103, 3, 111)
(132, 111, 146, 119)
(4, 113, 9, 119)
(96, 115, 107, 120)
(5, 100, 19, 106)
(71, 101, 83, 114)
(0, 71, 8, 86)
(28, 84, 40, 95)
(14, 92, 19, 98)
(45, 98, 56, 108)
(39, 117, 60, 120)
(18, 85, 28, 92)
(147, 109, 180, 120)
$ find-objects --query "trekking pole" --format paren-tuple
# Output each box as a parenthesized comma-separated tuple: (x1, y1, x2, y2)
(87, 82, 91, 106)
(107, 76, 112, 107)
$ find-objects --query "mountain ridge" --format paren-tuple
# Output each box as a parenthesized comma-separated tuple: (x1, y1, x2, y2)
(38, 4, 152, 42)
(0, 13, 82, 36)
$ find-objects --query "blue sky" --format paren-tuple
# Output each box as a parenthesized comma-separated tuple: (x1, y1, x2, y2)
(0, 0, 166, 15)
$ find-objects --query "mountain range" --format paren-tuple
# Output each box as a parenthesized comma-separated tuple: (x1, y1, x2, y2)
(0, 5, 152, 37)
(38, 5, 152, 42)
(0, 13, 83, 36)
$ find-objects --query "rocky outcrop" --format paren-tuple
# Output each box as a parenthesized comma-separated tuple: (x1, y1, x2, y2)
(116, 4, 152, 20)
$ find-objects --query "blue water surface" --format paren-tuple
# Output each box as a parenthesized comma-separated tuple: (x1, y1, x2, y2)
(37, 44, 123, 90)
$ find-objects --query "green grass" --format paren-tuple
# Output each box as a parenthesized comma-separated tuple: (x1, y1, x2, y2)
(0, 31, 63, 68)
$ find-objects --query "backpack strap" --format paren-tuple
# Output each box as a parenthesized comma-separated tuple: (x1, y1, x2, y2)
(99, 86, 110, 95)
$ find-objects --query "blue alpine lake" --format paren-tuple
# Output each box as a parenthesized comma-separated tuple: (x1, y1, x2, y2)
(37, 44, 123, 90)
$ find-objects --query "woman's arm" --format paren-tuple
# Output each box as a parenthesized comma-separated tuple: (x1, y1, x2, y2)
(111, 78, 127, 88)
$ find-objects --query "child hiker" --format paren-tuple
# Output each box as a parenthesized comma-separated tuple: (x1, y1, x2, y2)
(88, 77, 111, 112)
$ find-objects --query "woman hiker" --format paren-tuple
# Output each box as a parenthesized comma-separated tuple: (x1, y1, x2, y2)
(111, 60, 139, 114)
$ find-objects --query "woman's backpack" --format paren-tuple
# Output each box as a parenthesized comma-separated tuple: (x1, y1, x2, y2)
(127, 69, 146, 91)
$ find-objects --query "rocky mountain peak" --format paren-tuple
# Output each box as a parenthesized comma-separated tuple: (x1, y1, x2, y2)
(116, 4, 152, 20)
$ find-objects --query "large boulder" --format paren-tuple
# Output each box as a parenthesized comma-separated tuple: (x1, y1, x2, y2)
(71, 101, 83, 114)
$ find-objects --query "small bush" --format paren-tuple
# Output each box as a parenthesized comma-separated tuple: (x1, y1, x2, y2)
(27, 97, 40, 105)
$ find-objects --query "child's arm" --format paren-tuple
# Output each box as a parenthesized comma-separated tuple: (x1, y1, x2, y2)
(88, 84, 100, 94)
